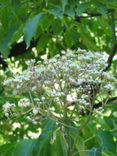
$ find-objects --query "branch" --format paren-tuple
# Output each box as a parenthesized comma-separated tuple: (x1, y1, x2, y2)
(79, 96, 117, 116)
(103, 9, 117, 71)
(93, 96, 117, 109)
(104, 42, 117, 71)
(75, 12, 102, 22)
(75, 9, 114, 22)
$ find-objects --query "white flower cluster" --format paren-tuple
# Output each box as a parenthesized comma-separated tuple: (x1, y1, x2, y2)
(18, 98, 30, 107)
(2, 102, 15, 117)
(3, 49, 117, 113)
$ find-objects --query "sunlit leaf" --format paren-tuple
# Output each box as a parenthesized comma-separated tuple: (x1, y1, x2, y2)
(23, 13, 43, 48)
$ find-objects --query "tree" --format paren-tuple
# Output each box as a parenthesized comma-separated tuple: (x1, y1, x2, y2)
(0, 0, 117, 155)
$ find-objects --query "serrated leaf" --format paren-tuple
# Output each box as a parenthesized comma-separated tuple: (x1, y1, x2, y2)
(23, 13, 43, 48)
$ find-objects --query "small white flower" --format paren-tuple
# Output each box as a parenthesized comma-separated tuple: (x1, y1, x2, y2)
(3, 102, 15, 117)
(66, 94, 77, 104)
(32, 108, 38, 115)
(69, 78, 78, 86)
(34, 98, 40, 102)
(32, 86, 37, 91)
(104, 84, 115, 91)
(102, 72, 115, 80)
(61, 50, 66, 54)
(18, 98, 30, 107)
(78, 98, 89, 106)
(3, 49, 117, 113)
(41, 96, 45, 101)
(25, 59, 35, 66)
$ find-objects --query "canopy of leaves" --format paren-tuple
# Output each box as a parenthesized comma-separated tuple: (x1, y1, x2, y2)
(0, 0, 117, 58)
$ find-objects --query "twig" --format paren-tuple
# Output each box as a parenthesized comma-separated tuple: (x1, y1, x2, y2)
(104, 42, 117, 71)
(104, 10, 117, 71)
(74, 9, 114, 22)
(93, 96, 117, 109)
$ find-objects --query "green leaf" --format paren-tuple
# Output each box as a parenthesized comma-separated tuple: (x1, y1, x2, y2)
(48, 39, 59, 57)
(11, 25, 23, 44)
(0, 143, 15, 156)
(39, 14, 53, 31)
(33, 118, 56, 156)
(0, 140, 35, 156)
(61, 0, 68, 12)
(98, 131, 116, 154)
(13, 140, 35, 156)
(104, 117, 114, 129)
(53, 102, 62, 114)
(34, 131, 52, 156)
(96, 2, 107, 17)
(75, 136, 86, 156)
(0, 0, 21, 57)
(113, 59, 117, 69)
(51, 130, 68, 156)
(51, 19, 62, 35)
(48, 6, 63, 19)
(64, 4, 75, 18)
(0, 28, 15, 58)
(76, 3, 90, 16)
(79, 25, 97, 51)
(42, 118, 56, 132)
(36, 34, 50, 52)
(64, 27, 79, 48)
(23, 13, 43, 48)
(86, 147, 101, 156)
